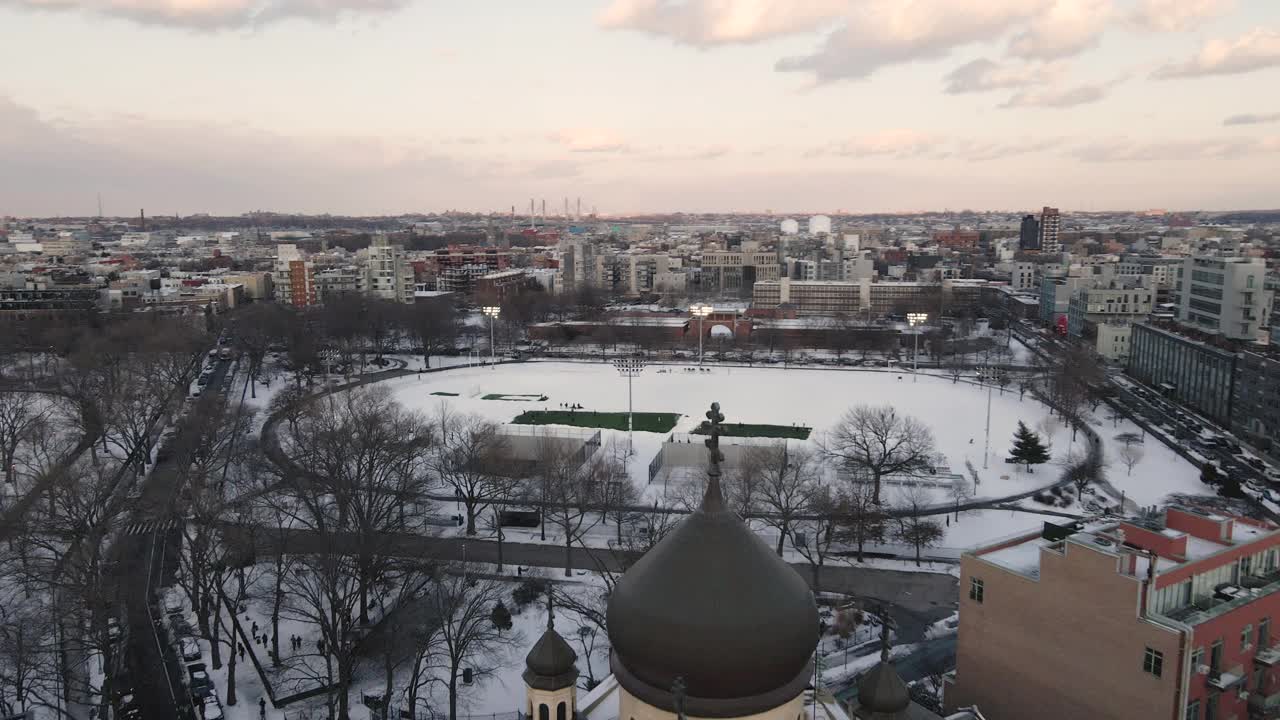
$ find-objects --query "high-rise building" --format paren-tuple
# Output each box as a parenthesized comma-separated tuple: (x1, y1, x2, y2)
(272, 244, 316, 306)
(1038, 207, 1061, 254)
(1177, 256, 1272, 341)
(946, 508, 1280, 720)
(364, 234, 415, 304)
(1019, 215, 1040, 251)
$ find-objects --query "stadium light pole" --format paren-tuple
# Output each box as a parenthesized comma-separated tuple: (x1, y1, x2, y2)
(613, 357, 646, 455)
(981, 366, 994, 469)
(691, 303, 714, 366)
(907, 312, 928, 382)
(482, 306, 500, 369)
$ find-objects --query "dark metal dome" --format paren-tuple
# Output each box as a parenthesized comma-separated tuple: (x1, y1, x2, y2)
(855, 661, 911, 715)
(524, 598, 579, 691)
(606, 403, 819, 718)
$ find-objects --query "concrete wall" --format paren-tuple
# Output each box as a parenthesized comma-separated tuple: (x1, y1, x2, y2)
(946, 538, 1184, 720)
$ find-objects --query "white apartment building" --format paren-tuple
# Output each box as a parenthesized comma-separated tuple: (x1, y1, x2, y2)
(364, 235, 416, 304)
(1095, 323, 1132, 362)
(1011, 262, 1036, 291)
(1177, 256, 1272, 341)
(1038, 207, 1061, 254)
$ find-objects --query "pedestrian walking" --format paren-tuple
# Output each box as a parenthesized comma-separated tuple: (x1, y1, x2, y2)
(259, 698, 266, 720)
(239, 645, 246, 661)
(252, 621, 259, 636)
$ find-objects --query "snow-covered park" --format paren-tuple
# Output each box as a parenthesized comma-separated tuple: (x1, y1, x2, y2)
(379, 360, 1210, 551)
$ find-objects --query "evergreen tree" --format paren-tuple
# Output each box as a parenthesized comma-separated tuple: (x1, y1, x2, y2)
(1200, 463, 1219, 486)
(490, 601, 513, 634)
(1010, 421, 1051, 472)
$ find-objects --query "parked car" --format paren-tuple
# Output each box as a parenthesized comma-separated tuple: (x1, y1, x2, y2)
(202, 697, 224, 720)
(187, 664, 213, 700)
(180, 636, 201, 662)
(168, 612, 193, 636)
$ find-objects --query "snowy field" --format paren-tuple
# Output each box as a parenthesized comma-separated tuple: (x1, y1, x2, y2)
(391, 362, 1073, 501)
(379, 361, 1208, 552)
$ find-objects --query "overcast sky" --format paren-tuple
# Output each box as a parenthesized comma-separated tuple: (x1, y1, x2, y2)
(2, 0, 1279, 217)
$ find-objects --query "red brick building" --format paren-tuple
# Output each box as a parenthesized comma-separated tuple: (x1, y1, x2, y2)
(934, 230, 979, 249)
(947, 507, 1280, 720)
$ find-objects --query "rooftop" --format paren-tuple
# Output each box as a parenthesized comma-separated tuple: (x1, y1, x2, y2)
(972, 508, 1279, 584)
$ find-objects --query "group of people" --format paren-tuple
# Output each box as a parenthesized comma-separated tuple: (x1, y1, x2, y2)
(655, 367, 714, 374)
(245, 619, 308, 658)
(559, 402, 584, 410)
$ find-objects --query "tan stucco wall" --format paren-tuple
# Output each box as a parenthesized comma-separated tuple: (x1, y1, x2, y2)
(945, 539, 1184, 720)
(526, 685, 576, 720)
(617, 687, 806, 720)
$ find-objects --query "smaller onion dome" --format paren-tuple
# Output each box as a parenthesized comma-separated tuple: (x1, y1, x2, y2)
(855, 662, 911, 715)
(524, 595, 579, 691)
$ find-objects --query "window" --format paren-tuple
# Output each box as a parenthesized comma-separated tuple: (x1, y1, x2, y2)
(1185, 700, 1199, 720)
(1191, 647, 1204, 669)
(1144, 647, 1164, 677)
(969, 578, 984, 604)
(1262, 618, 1271, 648)
(1244, 625, 1254, 650)
(1206, 693, 1218, 720)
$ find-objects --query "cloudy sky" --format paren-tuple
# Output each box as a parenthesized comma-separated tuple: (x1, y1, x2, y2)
(2, 0, 1279, 216)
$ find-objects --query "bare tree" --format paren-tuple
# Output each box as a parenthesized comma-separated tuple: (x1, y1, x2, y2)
(1119, 444, 1145, 476)
(538, 441, 600, 577)
(894, 485, 944, 567)
(835, 481, 886, 563)
(0, 391, 52, 493)
(748, 444, 818, 556)
(408, 300, 460, 369)
(233, 303, 289, 398)
(948, 473, 973, 521)
(427, 570, 522, 720)
(793, 486, 842, 589)
(944, 355, 966, 384)
(280, 387, 434, 621)
(594, 442, 640, 544)
(281, 539, 364, 720)
(823, 405, 937, 503)
(0, 590, 58, 720)
(430, 408, 515, 536)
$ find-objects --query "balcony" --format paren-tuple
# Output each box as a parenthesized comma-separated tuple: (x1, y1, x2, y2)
(1160, 571, 1280, 626)
(1249, 689, 1280, 719)
(1258, 645, 1280, 667)
(1208, 666, 1246, 691)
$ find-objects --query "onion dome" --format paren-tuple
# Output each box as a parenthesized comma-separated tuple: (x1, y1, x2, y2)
(606, 403, 819, 718)
(524, 595, 579, 691)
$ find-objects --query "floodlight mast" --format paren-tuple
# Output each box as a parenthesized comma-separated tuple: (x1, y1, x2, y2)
(613, 358, 646, 455)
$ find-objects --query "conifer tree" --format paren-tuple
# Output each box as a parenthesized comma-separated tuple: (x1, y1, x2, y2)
(1010, 421, 1051, 472)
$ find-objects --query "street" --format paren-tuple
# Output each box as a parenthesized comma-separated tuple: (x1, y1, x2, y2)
(221, 525, 958, 617)
(111, 356, 234, 720)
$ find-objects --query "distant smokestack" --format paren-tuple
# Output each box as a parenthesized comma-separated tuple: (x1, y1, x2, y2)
(576, 197, 581, 220)
(140, 208, 146, 231)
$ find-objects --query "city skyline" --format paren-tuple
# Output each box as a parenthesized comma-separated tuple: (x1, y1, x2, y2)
(3, 0, 1280, 216)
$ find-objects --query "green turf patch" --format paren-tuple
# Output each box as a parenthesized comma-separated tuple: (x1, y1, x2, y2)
(430, 391, 460, 397)
(511, 410, 680, 433)
(482, 393, 549, 401)
(691, 421, 811, 440)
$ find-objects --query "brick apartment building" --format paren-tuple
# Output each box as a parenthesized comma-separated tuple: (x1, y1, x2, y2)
(947, 508, 1280, 720)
